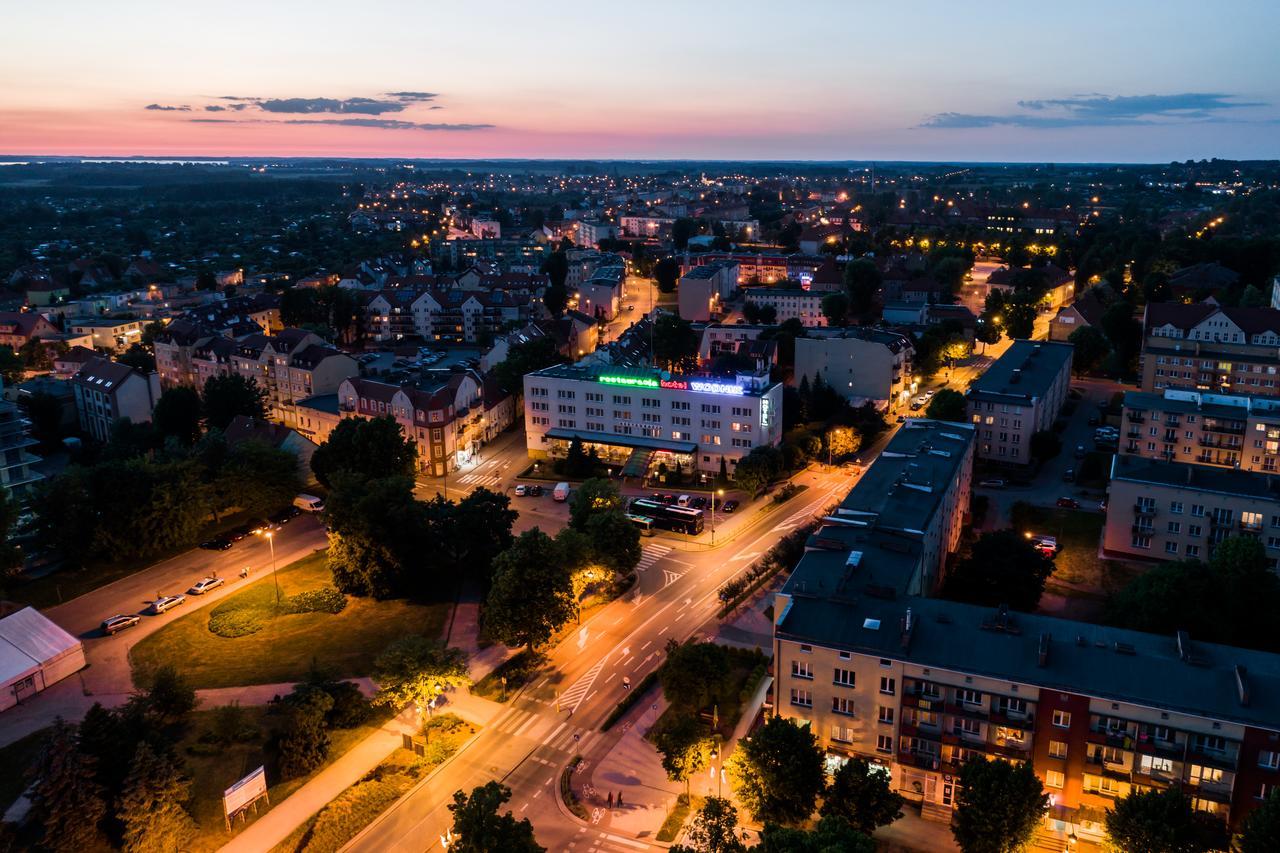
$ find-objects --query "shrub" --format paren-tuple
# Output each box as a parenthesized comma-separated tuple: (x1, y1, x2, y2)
(208, 608, 264, 638)
(284, 586, 347, 615)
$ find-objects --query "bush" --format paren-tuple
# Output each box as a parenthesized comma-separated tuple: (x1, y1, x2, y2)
(284, 586, 347, 615)
(207, 585, 346, 638)
(322, 680, 372, 729)
(208, 608, 265, 638)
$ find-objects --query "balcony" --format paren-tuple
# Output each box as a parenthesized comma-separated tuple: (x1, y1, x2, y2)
(1204, 421, 1246, 436)
(1087, 727, 1135, 746)
(989, 740, 1031, 759)
(945, 702, 990, 721)
(1127, 413, 1146, 424)
(1126, 429, 1143, 438)
(1135, 738, 1183, 760)
(1198, 436, 1243, 449)
(897, 749, 941, 771)
(988, 707, 1035, 729)
(1134, 503, 1157, 515)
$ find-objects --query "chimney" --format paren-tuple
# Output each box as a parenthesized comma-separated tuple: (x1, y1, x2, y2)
(900, 608, 915, 651)
(1038, 632, 1051, 667)
(1235, 665, 1251, 707)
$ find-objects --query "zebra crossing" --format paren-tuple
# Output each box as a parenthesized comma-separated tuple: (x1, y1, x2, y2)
(455, 469, 501, 488)
(634, 543, 671, 573)
(557, 659, 605, 713)
(489, 704, 601, 755)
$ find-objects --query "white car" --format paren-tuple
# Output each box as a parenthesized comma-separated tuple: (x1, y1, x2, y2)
(148, 594, 187, 615)
(514, 484, 528, 496)
(188, 577, 225, 595)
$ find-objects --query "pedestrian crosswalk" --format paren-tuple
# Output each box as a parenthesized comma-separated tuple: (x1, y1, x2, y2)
(455, 470, 501, 488)
(490, 705, 600, 755)
(558, 658, 604, 713)
(634, 543, 671, 573)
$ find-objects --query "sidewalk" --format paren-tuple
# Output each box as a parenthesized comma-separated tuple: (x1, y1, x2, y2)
(445, 600, 512, 683)
(217, 689, 504, 853)
(583, 698, 683, 841)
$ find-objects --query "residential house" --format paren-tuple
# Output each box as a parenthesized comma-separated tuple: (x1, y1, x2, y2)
(70, 357, 161, 443)
(795, 328, 916, 413)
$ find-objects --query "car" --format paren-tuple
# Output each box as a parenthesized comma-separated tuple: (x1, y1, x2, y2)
(226, 523, 253, 541)
(270, 506, 299, 525)
(1063, 468, 1076, 482)
(515, 484, 528, 496)
(188, 577, 225, 595)
(1087, 414, 1100, 426)
(1075, 445, 1087, 458)
(721, 499, 739, 513)
(101, 614, 141, 635)
(895, 415, 906, 423)
(690, 496, 708, 510)
(200, 536, 233, 551)
(529, 484, 544, 497)
(1056, 497, 1081, 509)
(250, 519, 280, 535)
(924, 389, 936, 398)
(147, 594, 187, 615)
(977, 478, 1007, 489)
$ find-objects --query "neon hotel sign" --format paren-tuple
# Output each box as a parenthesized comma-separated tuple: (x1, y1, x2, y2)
(599, 374, 745, 396)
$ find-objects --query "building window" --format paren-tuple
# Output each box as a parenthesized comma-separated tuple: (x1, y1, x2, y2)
(1131, 534, 1152, 549)
(879, 677, 896, 696)
(1260, 750, 1280, 770)
(1045, 770, 1065, 789)
(1052, 710, 1072, 729)
(878, 706, 894, 724)
(957, 688, 981, 706)
(1049, 740, 1067, 759)
(832, 697, 855, 716)
(1187, 545, 1201, 557)
(1165, 542, 1179, 555)
(876, 735, 893, 754)
(833, 668, 855, 687)
(791, 661, 813, 680)
(789, 688, 812, 708)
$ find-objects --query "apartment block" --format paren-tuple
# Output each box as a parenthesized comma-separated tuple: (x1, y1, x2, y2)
(1141, 303, 1280, 395)
(0, 381, 43, 500)
(1118, 389, 1280, 472)
(522, 363, 782, 475)
(773, 571, 1280, 845)
(70, 357, 161, 443)
(744, 287, 827, 327)
(1103, 454, 1280, 566)
(67, 317, 146, 352)
(794, 329, 915, 414)
(966, 340, 1073, 466)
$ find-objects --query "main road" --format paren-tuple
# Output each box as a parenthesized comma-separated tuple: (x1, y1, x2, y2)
(348, 462, 866, 853)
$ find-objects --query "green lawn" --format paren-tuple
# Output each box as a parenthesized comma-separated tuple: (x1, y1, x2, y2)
(130, 551, 449, 690)
(1009, 503, 1139, 593)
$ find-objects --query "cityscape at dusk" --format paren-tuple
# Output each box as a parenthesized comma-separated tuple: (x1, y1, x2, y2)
(2, 4, 1280, 853)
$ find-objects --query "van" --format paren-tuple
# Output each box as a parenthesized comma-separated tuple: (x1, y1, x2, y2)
(553, 482, 570, 502)
(294, 494, 326, 513)
(677, 494, 692, 507)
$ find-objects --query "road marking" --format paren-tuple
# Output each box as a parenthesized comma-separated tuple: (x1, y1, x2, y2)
(512, 713, 539, 738)
(662, 569, 682, 587)
(635, 543, 672, 573)
(559, 658, 605, 712)
(622, 656, 635, 667)
(605, 672, 616, 684)
(544, 721, 567, 745)
(640, 640, 651, 651)
(603, 834, 653, 850)
(730, 550, 761, 562)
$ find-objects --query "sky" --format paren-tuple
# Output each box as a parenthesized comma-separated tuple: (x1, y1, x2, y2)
(2, 0, 1278, 162)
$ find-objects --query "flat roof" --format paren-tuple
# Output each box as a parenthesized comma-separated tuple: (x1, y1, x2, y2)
(529, 363, 778, 399)
(1124, 389, 1280, 419)
(776, 587, 1280, 732)
(1111, 454, 1280, 501)
(296, 393, 339, 415)
(545, 427, 696, 454)
(968, 340, 1072, 402)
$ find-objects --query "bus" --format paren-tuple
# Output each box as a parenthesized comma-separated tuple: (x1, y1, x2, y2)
(628, 499, 705, 535)
(625, 513, 656, 537)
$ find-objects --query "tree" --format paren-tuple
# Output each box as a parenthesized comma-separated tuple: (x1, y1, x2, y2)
(1101, 300, 1142, 375)
(448, 781, 545, 853)
(1029, 429, 1062, 465)
(1105, 786, 1226, 853)
(943, 530, 1053, 612)
(28, 720, 108, 853)
(951, 758, 1048, 853)
(22, 389, 65, 450)
(117, 741, 197, 853)
(653, 714, 714, 796)
(432, 487, 519, 590)
(196, 270, 218, 290)
(118, 342, 156, 373)
(490, 336, 566, 394)
(1239, 787, 1280, 853)
(485, 530, 575, 651)
(213, 438, 303, 518)
(756, 816, 876, 853)
(311, 415, 418, 488)
(0, 487, 23, 576)
(569, 477, 623, 529)
(684, 797, 746, 853)
(326, 475, 429, 598)
(725, 715, 825, 826)
(672, 218, 699, 250)
(19, 336, 55, 370)
(0, 344, 25, 384)
(822, 425, 861, 461)
(659, 641, 733, 713)
(820, 758, 904, 835)
(372, 635, 471, 711)
(144, 665, 198, 725)
(585, 509, 642, 576)
(653, 314, 699, 370)
(820, 292, 850, 326)
(202, 374, 267, 430)
(843, 259, 881, 316)
(733, 445, 783, 498)
(1067, 325, 1111, 374)
(925, 389, 967, 422)
(1241, 284, 1268, 308)
(743, 301, 777, 324)
(540, 250, 570, 316)
(654, 257, 681, 293)
(276, 686, 333, 779)
(151, 386, 203, 446)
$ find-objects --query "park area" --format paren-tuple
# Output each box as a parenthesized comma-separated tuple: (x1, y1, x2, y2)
(130, 551, 450, 690)
(1010, 503, 1142, 617)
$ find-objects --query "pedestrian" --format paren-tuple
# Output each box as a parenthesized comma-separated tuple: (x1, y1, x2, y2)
(617, 791, 624, 807)
(607, 791, 614, 809)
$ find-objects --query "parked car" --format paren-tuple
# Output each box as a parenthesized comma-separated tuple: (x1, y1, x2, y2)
(226, 523, 253, 542)
(977, 478, 1007, 489)
(553, 482, 571, 502)
(147, 594, 187, 615)
(515, 484, 528, 496)
(690, 496, 708, 510)
(924, 389, 936, 399)
(250, 519, 280, 535)
(1074, 445, 1086, 458)
(1056, 497, 1081, 509)
(188, 577, 225, 595)
(270, 506, 299, 524)
(293, 494, 326, 513)
(529, 484, 544, 497)
(200, 536, 233, 551)
(1063, 468, 1076, 482)
(721, 499, 739, 513)
(101, 614, 141, 635)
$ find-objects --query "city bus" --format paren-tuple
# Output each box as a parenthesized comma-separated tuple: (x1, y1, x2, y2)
(625, 513, 656, 537)
(628, 499, 705, 535)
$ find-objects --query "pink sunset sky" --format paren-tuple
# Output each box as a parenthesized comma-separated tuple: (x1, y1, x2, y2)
(3, 0, 1277, 162)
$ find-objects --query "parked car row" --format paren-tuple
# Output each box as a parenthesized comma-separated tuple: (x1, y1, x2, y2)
(99, 571, 235, 636)
(200, 505, 301, 551)
(514, 483, 544, 497)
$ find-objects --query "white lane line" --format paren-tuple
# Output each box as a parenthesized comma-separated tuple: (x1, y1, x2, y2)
(640, 640, 651, 651)
(512, 713, 540, 738)
(543, 721, 568, 745)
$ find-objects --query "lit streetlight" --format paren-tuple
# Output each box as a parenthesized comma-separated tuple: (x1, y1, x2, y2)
(711, 488, 724, 544)
(256, 529, 280, 606)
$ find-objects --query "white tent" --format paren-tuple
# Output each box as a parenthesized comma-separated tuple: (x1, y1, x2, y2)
(0, 607, 86, 712)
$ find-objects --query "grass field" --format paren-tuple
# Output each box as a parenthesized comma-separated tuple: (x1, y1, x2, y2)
(130, 551, 449, 690)
(1010, 503, 1140, 595)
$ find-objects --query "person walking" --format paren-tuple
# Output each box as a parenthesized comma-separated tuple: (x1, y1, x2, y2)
(607, 791, 614, 809)
(616, 791, 624, 807)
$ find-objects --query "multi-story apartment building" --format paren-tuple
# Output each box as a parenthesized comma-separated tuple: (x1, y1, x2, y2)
(794, 329, 915, 414)
(1117, 389, 1280, 472)
(211, 329, 359, 429)
(1141, 303, 1280, 395)
(67, 317, 146, 352)
(744, 287, 827, 327)
(70, 357, 161, 443)
(577, 259, 626, 322)
(522, 363, 783, 475)
(1102, 454, 1280, 567)
(966, 340, 1073, 466)
(773, 569, 1280, 846)
(0, 380, 43, 500)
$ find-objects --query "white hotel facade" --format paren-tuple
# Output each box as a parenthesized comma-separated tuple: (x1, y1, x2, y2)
(522, 364, 783, 475)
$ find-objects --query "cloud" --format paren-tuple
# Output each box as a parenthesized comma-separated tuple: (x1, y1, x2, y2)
(189, 117, 492, 131)
(922, 93, 1267, 129)
(429, 105, 443, 110)
(216, 95, 260, 101)
(385, 91, 438, 102)
(204, 105, 226, 112)
(257, 97, 407, 115)
(145, 103, 191, 111)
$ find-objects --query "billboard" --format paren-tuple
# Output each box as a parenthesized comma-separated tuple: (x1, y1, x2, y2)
(223, 766, 267, 817)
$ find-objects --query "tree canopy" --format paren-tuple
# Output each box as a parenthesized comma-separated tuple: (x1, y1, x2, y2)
(311, 415, 418, 488)
(653, 314, 700, 370)
(373, 635, 471, 711)
(943, 529, 1053, 612)
(1104, 786, 1226, 853)
(820, 758, 904, 835)
(484, 529, 576, 651)
(448, 781, 545, 853)
(925, 389, 967, 422)
(726, 715, 825, 826)
(201, 374, 268, 430)
(951, 758, 1048, 853)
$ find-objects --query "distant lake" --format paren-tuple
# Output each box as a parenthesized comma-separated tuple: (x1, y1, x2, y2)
(80, 159, 231, 165)
(0, 162, 30, 166)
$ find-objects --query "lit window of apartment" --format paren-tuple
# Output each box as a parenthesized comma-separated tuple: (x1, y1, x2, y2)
(1045, 770, 1065, 789)
(1049, 740, 1067, 759)
(1052, 710, 1072, 728)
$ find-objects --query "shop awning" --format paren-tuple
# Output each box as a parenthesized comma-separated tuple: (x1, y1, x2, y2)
(546, 427, 697, 455)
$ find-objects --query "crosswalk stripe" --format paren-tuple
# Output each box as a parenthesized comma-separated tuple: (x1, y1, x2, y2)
(635, 544, 671, 572)
(512, 712, 540, 738)
(559, 659, 605, 711)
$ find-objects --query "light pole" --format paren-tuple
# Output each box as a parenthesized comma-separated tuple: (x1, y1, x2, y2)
(711, 488, 724, 544)
(259, 530, 279, 606)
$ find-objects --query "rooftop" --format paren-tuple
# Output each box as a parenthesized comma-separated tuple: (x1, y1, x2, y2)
(528, 362, 777, 398)
(1111, 454, 1280, 501)
(968, 340, 1073, 402)
(776, 588, 1280, 733)
(1123, 388, 1280, 420)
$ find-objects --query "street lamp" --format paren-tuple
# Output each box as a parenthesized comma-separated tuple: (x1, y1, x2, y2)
(711, 488, 724, 544)
(257, 529, 280, 606)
